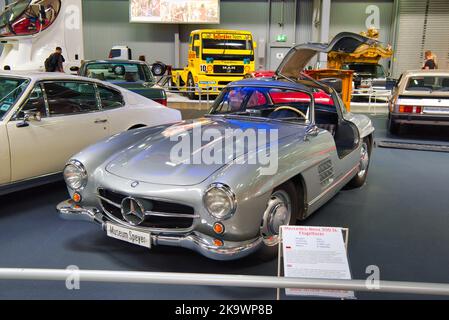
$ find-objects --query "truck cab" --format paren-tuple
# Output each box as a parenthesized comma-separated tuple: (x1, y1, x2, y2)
(171, 29, 256, 99)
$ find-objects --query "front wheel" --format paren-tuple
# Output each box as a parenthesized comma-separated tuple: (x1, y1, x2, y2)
(260, 181, 299, 247)
(187, 74, 196, 100)
(347, 137, 371, 188)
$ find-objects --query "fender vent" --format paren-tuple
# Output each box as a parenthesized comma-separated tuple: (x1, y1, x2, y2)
(318, 158, 334, 188)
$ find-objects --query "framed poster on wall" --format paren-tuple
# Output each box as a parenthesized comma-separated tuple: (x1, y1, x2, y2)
(130, 0, 220, 24)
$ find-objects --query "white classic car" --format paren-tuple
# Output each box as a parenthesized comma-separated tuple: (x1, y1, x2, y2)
(0, 71, 181, 195)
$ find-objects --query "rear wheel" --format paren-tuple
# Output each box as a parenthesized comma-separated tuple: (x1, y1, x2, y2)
(347, 137, 371, 188)
(260, 181, 300, 247)
(388, 116, 401, 135)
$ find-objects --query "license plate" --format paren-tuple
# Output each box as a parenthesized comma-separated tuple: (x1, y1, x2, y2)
(423, 107, 449, 114)
(106, 223, 151, 249)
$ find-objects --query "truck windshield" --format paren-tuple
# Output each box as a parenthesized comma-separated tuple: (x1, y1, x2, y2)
(406, 76, 449, 92)
(202, 39, 253, 51)
(0, 0, 61, 37)
(85, 63, 154, 83)
(201, 33, 254, 61)
(0, 77, 30, 120)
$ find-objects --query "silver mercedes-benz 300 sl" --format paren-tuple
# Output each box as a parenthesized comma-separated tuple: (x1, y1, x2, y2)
(57, 32, 375, 260)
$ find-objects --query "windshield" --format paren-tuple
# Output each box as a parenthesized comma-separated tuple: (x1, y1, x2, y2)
(406, 76, 449, 92)
(210, 86, 335, 124)
(342, 63, 385, 78)
(202, 33, 254, 61)
(0, 77, 30, 120)
(202, 39, 253, 50)
(84, 62, 154, 83)
(0, 0, 61, 37)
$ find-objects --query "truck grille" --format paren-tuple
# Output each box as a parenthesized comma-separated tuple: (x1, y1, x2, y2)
(97, 188, 196, 230)
(213, 65, 244, 74)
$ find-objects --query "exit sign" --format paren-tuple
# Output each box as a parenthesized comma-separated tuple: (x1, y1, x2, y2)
(276, 34, 287, 42)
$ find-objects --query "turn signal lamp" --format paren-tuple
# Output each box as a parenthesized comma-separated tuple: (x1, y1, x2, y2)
(72, 192, 82, 203)
(244, 66, 250, 74)
(213, 239, 224, 247)
(207, 65, 213, 73)
(399, 105, 422, 114)
(213, 222, 225, 234)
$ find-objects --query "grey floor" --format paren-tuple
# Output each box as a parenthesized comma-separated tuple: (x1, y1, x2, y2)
(0, 113, 449, 299)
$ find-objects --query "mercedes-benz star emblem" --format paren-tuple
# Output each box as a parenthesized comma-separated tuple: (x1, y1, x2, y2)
(121, 197, 145, 226)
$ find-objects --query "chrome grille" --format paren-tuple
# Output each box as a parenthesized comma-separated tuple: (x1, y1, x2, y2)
(97, 188, 196, 230)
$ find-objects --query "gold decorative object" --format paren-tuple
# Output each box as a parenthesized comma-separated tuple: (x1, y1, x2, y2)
(327, 28, 393, 69)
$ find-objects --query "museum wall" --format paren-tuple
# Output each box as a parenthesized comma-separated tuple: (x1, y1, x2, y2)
(82, 0, 393, 69)
(329, 0, 394, 70)
(82, 0, 314, 69)
(330, 0, 394, 44)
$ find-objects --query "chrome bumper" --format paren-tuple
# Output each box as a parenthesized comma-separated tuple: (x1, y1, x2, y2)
(56, 199, 263, 260)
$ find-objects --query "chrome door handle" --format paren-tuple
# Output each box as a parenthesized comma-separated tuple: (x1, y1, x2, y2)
(94, 119, 108, 124)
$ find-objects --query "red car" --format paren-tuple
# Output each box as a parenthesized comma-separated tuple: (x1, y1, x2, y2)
(245, 70, 333, 106)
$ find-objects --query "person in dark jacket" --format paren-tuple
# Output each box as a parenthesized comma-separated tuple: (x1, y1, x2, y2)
(45, 47, 65, 72)
(422, 50, 437, 70)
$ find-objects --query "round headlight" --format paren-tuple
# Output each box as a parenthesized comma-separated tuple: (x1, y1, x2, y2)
(63, 160, 87, 190)
(203, 183, 236, 220)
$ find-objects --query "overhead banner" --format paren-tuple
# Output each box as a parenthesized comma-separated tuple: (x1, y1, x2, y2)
(130, 0, 220, 24)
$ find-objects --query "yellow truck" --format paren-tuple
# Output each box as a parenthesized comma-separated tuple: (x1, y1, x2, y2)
(170, 29, 256, 99)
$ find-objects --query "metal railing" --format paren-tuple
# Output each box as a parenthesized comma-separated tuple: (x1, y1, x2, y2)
(351, 88, 392, 114)
(157, 75, 227, 108)
(1, 268, 449, 297)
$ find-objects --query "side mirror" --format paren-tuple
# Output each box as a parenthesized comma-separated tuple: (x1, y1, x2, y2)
(253, 41, 257, 49)
(17, 110, 42, 127)
(70, 66, 80, 72)
(304, 124, 319, 141)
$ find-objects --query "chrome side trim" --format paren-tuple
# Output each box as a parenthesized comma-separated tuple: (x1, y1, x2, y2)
(308, 164, 359, 207)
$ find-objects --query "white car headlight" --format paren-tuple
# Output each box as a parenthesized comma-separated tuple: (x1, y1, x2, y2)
(63, 160, 87, 190)
(203, 183, 236, 220)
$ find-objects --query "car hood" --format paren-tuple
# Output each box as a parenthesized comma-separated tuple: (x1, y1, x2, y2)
(105, 116, 300, 186)
(276, 32, 376, 78)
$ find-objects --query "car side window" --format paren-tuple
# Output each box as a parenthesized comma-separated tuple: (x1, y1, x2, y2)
(43, 81, 99, 116)
(98, 86, 124, 109)
(18, 84, 47, 118)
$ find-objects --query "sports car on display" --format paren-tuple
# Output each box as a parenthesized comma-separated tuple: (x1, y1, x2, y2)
(76, 59, 168, 105)
(0, 71, 181, 195)
(388, 70, 449, 134)
(57, 33, 375, 260)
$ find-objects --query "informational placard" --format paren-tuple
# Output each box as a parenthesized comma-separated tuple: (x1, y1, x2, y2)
(130, 0, 220, 24)
(280, 226, 354, 299)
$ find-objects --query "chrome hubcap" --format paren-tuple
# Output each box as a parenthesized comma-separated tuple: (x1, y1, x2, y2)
(261, 190, 292, 246)
(358, 142, 369, 178)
